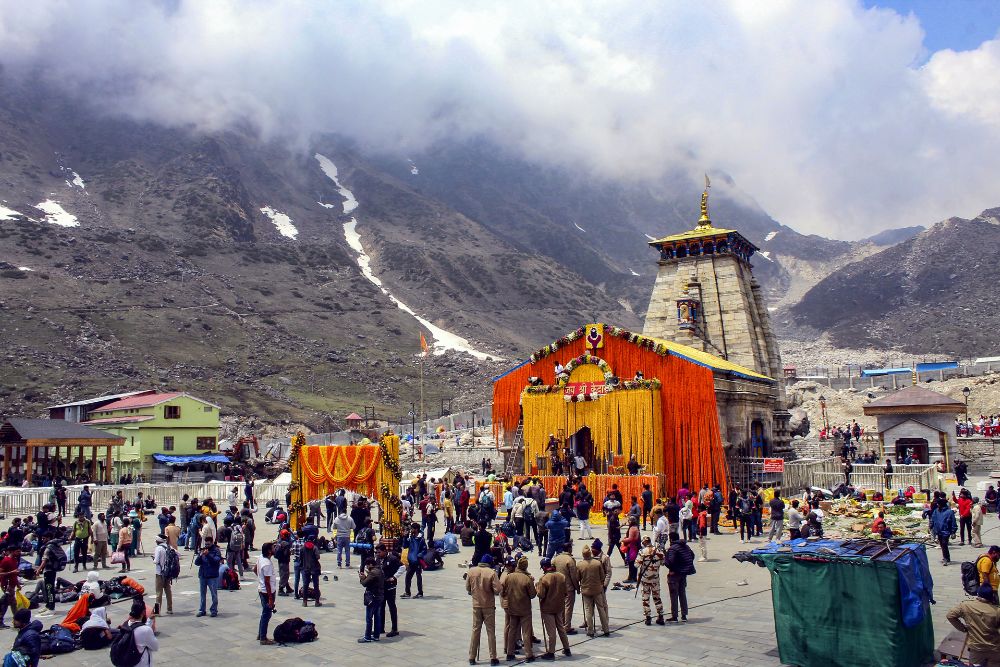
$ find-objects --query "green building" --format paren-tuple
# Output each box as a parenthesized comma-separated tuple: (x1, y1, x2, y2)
(83, 391, 220, 475)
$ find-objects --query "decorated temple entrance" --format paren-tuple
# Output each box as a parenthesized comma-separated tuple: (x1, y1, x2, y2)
(494, 323, 738, 505)
(288, 431, 403, 537)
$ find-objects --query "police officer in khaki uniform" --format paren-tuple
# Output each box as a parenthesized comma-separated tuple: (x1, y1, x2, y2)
(498, 557, 516, 656)
(466, 554, 501, 665)
(551, 542, 579, 635)
(577, 545, 610, 637)
(501, 557, 537, 662)
(536, 558, 572, 659)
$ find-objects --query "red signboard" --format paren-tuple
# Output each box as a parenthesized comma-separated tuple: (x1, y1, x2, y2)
(563, 382, 610, 399)
(763, 458, 785, 473)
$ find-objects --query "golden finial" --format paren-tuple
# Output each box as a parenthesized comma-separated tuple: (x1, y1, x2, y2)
(696, 173, 712, 229)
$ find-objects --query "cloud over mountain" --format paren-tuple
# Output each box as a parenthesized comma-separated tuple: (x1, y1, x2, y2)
(2, 0, 999, 239)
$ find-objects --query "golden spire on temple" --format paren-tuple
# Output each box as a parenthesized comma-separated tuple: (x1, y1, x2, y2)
(696, 173, 712, 229)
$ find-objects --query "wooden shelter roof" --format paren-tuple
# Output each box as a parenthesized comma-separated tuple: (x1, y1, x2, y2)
(0, 418, 126, 446)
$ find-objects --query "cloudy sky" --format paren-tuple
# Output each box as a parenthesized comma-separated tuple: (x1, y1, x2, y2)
(2, 0, 999, 239)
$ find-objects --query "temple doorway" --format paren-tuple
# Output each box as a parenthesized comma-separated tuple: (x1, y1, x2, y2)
(896, 438, 929, 464)
(569, 426, 594, 474)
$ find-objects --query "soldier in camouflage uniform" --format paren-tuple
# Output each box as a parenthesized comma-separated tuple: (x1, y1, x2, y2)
(634, 536, 665, 625)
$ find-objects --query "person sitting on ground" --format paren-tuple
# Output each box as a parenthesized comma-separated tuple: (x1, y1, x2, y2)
(79, 605, 116, 650)
(871, 511, 891, 538)
(8, 609, 41, 667)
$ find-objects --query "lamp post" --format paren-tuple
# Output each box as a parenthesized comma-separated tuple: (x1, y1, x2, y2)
(962, 387, 970, 422)
(819, 395, 829, 431)
(409, 403, 416, 462)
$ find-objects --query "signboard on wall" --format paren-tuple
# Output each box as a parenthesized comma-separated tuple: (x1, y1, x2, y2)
(763, 458, 785, 473)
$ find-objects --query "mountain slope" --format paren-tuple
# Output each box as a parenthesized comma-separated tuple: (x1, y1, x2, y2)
(789, 208, 1000, 354)
(0, 76, 922, 422)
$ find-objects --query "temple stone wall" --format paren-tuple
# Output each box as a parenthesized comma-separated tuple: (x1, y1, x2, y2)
(644, 220, 792, 458)
(644, 255, 777, 379)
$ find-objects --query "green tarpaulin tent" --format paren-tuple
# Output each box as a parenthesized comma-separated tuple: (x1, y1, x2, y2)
(746, 540, 934, 667)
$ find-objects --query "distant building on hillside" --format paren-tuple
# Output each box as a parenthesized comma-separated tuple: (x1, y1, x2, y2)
(82, 391, 221, 475)
(47, 391, 151, 423)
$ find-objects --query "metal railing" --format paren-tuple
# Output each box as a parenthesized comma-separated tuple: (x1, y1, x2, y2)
(0, 478, 294, 517)
(728, 457, 937, 494)
(811, 463, 936, 491)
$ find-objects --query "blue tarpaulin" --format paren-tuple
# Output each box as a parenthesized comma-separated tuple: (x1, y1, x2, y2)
(860, 367, 912, 377)
(152, 454, 230, 465)
(915, 361, 958, 373)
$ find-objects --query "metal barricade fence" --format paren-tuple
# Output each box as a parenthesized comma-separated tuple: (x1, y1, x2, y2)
(0, 478, 298, 518)
(812, 463, 936, 491)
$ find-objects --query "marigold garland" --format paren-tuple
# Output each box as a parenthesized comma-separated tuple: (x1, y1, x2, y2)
(494, 325, 732, 497)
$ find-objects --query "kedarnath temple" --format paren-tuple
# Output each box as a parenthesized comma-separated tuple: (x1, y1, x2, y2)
(492, 178, 790, 499)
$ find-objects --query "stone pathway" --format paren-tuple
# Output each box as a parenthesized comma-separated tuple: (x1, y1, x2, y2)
(4, 476, 995, 666)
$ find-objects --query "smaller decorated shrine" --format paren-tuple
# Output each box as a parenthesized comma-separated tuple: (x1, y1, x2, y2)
(288, 431, 403, 537)
(494, 323, 775, 502)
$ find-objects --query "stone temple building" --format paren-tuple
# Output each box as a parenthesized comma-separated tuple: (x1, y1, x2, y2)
(862, 386, 965, 465)
(644, 179, 792, 459)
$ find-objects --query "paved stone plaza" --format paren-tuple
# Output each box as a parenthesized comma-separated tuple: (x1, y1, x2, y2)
(0, 477, 989, 666)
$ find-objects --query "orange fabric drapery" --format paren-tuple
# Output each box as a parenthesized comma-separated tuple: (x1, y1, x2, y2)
(299, 444, 381, 500)
(493, 327, 730, 496)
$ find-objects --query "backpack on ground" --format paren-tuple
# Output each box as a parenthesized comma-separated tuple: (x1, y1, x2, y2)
(962, 558, 988, 595)
(109, 622, 145, 667)
(40, 624, 77, 654)
(163, 546, 181, 582)
(273, 617, 306, 644)
(296, 621, 318, 642)
(222, 568, 240, 591)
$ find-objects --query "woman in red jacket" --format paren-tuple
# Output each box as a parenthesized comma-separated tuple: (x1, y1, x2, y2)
(953, 490, 974, 545)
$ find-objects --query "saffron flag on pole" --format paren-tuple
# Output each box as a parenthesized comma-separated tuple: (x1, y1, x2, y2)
(420, 332, 429, 356)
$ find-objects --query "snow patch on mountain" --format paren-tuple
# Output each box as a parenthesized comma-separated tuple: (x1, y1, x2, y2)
(317, 202, 336, 209)
(314, 153, 358, 214)
(574, 222, 586, 232)
(644, 233, 656, 240)
(628, 268, 640, 276)
(17, 266, 33, 272)
(0, 203, 24, 220)
(259, 206, 298, 239)
(759, 251, 773, 262)
(764, 231, 778, 242)
(324, 155, 498, 361)
(35, 200, 78, 227)
(66, 170, 85, 189)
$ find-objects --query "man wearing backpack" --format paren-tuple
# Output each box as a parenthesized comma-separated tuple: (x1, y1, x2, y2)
(111, 598, 158, 667)
(273, 530, 292, 596)
(977, 546, 1000, 592)
(227, 524, 245, 577)
(664, 532, 696, 622)
(34, 536, 67, 611)
(152, 536, 174, 615)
